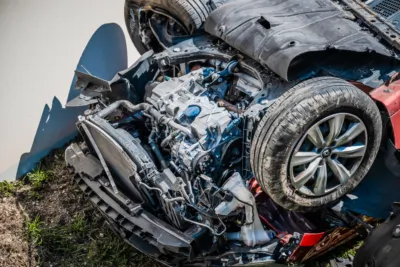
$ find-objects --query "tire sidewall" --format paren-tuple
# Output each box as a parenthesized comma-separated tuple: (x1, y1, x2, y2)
(258, 80, 382, 210)
(125, 0, 207, 54)
(124, 1, 149, 54)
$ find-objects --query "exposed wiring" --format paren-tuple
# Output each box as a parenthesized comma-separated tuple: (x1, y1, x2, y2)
(259, 214, 280, 234)
(139, 182, 185, 203)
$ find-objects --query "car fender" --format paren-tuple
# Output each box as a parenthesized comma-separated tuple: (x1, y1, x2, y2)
(370, 73, 400, 149)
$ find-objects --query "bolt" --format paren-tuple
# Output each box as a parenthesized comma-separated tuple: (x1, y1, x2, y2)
(393, 226, 400, 237)
(173, 47, 181, 52)
(105, 182, 110, 187)
(160, 59, 167, 66)
(218, 26, 226, 35)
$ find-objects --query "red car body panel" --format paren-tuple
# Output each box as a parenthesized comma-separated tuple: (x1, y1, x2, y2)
(370, 73, 400, 149)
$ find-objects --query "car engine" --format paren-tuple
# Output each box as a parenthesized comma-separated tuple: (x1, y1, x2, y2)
(74, 61, 271, 248)
(147, 68, 241, 178)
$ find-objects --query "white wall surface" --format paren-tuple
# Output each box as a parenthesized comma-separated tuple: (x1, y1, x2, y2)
(0, 0, 139, 180)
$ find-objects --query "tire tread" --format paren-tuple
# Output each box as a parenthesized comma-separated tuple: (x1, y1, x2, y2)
(250, 77, 382, 211)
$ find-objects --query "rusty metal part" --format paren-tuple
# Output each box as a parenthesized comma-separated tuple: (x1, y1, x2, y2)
(341, 0, 400, 51)
(190, 64, 202, 71)
(298, 217, 377, 263)
(215, 97, 243, 114)
(350, 81, 375, 94)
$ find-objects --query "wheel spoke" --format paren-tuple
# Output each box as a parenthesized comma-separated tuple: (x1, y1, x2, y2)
(292, 151, 320, 166)
(313, 161, 328, 195)
(332, 144, 366, 158)
(335, 122, 365, 147)
(307, 125, 325, 148)
(290, 112, 367, 196)
(326, 114, 345, 146)
(327, 158, 351, 184)
(293, 158, 322, 189)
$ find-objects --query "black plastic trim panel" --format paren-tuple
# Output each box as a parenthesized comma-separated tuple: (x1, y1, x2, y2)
(65, 143, 193, 265)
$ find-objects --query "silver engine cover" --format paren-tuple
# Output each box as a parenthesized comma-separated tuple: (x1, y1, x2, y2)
(148, 70, 232, 141)
(147, 70, 237, 172)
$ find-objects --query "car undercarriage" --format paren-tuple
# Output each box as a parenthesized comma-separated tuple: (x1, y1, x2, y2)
(66, 0, 400, 266)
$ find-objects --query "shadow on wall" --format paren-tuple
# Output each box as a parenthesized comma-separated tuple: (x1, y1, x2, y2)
(16, 23, 128, 178)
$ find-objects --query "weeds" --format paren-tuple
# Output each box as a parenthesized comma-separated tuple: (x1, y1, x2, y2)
(27, 215, 43, 246)
(0, 180, 16, 196)
(306, 240, 363, 267)
(2, 145, 156, 267)
(69, 214, 89, 234)
(25, 165, 52, 190)
(33, 213, 148, 267)
(87, 223, 148, 267)
(28, 191, 43, 200)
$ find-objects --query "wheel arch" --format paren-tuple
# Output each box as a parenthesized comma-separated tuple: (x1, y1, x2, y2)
(287, 50, 399, 82)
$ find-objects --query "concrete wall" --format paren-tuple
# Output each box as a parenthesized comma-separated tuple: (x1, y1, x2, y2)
(0, 0, 139, 181)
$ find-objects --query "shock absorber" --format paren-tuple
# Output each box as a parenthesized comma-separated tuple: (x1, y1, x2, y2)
(242, 116, 254, 180)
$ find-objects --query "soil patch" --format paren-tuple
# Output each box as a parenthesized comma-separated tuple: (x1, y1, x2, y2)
(0, 147, 157, 267)
(0, 197, 35, 267)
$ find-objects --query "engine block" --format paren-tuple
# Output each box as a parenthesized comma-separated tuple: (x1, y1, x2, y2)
(147, 69, 240, 173)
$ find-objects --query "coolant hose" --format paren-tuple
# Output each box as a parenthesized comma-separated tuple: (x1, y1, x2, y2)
(96, 100, 194, 139)
(148, 108, 194, 139)
(182, 171, 194, 203)
(161, 131, 178, 148)
(149, 131, 168, 169)
(97, 100, 149, 118)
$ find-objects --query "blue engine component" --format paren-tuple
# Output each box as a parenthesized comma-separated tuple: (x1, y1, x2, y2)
(218, 60, 239, 77)
(179, 105, 202, 126)
(203, 67, 216, 78)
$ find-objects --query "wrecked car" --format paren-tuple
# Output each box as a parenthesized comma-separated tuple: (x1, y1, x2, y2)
(66, 0, 400, 265)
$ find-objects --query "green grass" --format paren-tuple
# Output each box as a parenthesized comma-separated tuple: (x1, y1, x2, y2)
(27, 215, 43, 246)
(25, 165, 52, 190)
(0, 180, 17, 196)
(28, 190, 44, 200)
(306, 240, 363, 267)
(1, 146, 157, 266)
(30, 211, 154, 267)
(69, 214, 89, 234)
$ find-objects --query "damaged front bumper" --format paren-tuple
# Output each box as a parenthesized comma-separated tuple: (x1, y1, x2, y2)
(66, 143, 289, 266)
(66, 143, 197, 266)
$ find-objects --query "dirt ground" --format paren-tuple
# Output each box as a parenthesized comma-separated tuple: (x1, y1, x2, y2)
(0, 197, 34, 267)
(0, 148, 157, 267)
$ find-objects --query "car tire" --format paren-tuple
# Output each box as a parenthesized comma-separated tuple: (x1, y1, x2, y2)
(124, 0, 212, 54)
(250, 77, 382, 212)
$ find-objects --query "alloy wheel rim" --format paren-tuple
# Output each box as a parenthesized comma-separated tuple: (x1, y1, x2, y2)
(289, 113, 368, 197)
